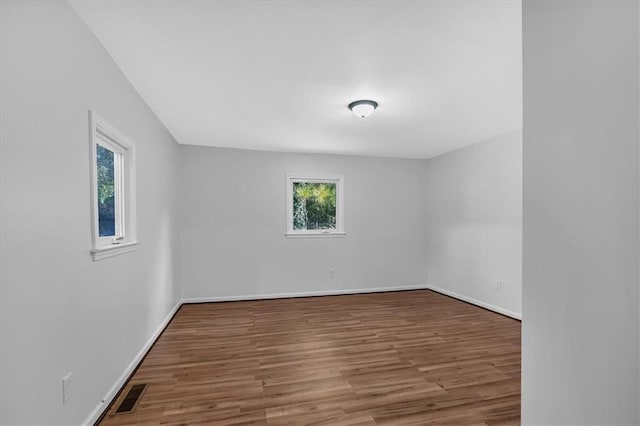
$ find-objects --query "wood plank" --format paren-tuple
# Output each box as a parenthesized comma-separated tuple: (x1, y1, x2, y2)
(98, 290, 521, 425)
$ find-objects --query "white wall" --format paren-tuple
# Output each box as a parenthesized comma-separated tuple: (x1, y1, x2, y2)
(424, 131, 522, 318)
(179, 146, 427, 300)
(522, 1, 639, 424)
(0, 1, 181, 424)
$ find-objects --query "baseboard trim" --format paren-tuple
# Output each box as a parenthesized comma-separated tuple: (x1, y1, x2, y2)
(181, 284, 430, 304)
(426, 285, 521, 320)
(82, 300, 182, 426)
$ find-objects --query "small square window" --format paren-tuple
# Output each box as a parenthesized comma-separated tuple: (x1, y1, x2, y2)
(286, 175, 344, 237)
(89, 111, 138, 260)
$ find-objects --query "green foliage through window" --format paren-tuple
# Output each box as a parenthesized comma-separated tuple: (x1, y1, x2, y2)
(96, 144, 115, 237)
(293, 182, 336, 230)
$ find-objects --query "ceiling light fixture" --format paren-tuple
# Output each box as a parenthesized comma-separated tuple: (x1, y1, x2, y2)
(348, 99, 378, 118)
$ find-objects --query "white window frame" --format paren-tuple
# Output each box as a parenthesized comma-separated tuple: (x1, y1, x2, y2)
(285, 174, 345, 238)
(89, 111, 138, 260)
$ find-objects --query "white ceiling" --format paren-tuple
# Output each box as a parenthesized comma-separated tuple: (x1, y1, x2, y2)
(70, 0, 522, 159)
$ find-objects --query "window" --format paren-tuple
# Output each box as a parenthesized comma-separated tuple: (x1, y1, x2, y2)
(89, 111, 138, 260)
(286, 175, 344, 237)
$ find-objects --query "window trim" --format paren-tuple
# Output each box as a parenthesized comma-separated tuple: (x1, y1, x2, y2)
(285, 174, 345, 238)
(89, 111, 138, 260)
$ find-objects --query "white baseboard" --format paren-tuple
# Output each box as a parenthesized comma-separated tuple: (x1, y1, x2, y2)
(426, 284, 522, 320)
(82, 300, 182, 426)
(182, 284, 430, 304)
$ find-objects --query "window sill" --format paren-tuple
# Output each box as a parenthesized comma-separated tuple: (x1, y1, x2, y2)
(91, 241, 140, 261)
(285, 232, 346, 239)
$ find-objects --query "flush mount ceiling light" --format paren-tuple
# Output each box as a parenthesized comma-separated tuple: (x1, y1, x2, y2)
(348, 99, 378, 118)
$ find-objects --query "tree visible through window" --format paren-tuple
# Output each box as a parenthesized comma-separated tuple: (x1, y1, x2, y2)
(96, 144, 116, 237)
(293, 182, 337, 230)
(90, 111, 138, 260)
(286, 175, 343, 236)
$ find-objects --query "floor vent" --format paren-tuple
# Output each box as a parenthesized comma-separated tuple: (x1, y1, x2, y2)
(115, 384, 147, 414)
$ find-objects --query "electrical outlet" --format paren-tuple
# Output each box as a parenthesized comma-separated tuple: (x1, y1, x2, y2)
(329, 269, 335, 279)
(496, 280, 503, 291)
(62, 372, 72, 405)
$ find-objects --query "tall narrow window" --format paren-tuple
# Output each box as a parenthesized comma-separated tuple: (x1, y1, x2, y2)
(286, 175, 344, 237)
(90, 111, 138, 260)
(96, 143, 118, 237)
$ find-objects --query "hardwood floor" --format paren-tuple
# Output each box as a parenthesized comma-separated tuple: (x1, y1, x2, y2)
(99, 290, 521, 425)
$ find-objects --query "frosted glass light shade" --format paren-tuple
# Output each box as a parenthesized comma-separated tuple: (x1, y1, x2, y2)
(348, 100, 378, 118)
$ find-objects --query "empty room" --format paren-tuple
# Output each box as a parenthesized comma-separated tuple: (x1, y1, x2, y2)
(1, 1, 639, 425)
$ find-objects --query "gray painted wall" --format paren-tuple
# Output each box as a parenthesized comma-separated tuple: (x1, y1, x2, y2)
(424, 130, 522, 317)
(178, 146, 428, 300)
(0, 2, 181, 424)
(522, 1, 639, 424)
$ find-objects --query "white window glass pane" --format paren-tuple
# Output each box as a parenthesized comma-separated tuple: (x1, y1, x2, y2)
(96, 144, 116, 237)
(292, 182, 337, 230)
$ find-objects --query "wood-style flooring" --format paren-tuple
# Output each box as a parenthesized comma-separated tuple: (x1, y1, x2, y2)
(99, 290, 521, 425)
